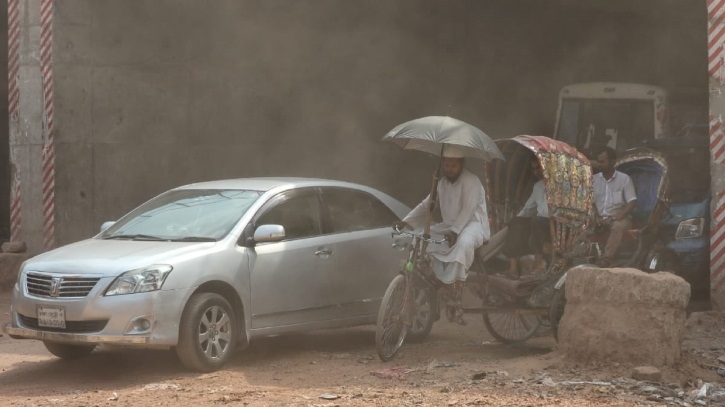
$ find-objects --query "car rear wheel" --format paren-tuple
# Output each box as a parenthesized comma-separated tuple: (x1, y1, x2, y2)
(176, 293, 238, 372)
(43, 341, 95, 359)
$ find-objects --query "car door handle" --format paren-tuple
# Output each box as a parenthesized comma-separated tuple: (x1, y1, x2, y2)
(315, 249, 333, 257)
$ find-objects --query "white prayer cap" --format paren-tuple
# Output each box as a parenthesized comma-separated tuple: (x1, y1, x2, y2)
(443, 145, 465, 158)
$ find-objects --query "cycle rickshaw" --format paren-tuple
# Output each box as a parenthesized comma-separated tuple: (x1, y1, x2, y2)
(549, 148, 672, 340)
(376, 131, 594, 361)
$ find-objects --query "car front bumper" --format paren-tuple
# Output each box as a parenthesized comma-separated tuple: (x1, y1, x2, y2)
(3, 324, 150, 344)
(7, 281, 192, 347)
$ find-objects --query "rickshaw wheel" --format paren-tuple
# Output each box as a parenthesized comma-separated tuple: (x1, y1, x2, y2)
(549, 288, 566, 342)
(376, 274, 410, 361)
(407, 282, 435, 342)
(481, 292, 540, 343)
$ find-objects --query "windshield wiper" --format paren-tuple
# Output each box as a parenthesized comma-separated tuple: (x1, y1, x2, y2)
(104, 234, 164, 241)
(168, 236, 217, 242)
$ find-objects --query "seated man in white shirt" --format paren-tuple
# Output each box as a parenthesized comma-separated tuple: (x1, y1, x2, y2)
(503, 156, 549, 277)
(592, 147, 637, 267)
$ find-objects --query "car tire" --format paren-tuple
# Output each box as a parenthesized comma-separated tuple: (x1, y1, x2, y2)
(652, 250, 679, 273)
(176, 293, 238, 372)
(43, 341, 95, 360)
(406, 283, 435, 342)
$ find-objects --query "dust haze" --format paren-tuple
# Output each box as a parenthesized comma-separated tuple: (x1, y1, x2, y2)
(184, 0, 707, 208)
(39, 0, 710, 244)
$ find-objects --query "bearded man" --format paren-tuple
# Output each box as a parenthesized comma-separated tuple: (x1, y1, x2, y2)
(393, 146, 490, 324)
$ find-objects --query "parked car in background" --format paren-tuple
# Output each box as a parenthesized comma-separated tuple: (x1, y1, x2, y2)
(643, 134, 711, 295)
(4, 178, 417, 371)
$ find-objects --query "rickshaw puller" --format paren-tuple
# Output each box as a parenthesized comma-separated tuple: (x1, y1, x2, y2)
(393, 146, 490, 325)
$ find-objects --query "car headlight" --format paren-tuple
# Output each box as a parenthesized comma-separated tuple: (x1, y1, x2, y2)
(675, 218, 704, 240)
(105, 265, 173, 296)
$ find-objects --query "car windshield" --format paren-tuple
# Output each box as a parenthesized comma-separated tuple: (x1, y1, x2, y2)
(101, 189, 263, 241)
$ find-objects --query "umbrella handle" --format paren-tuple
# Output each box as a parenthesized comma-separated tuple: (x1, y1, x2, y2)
(423, 145, 444, 253)
(423, 168, 440, 241)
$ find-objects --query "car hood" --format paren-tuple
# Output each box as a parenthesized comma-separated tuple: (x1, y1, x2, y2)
(24, 238, 217, 276)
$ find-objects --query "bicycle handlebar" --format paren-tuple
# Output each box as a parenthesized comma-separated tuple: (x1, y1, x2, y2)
(392, 226, 448, 244)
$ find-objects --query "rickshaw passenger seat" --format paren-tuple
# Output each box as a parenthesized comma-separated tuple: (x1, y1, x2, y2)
(626, 169, 663, 228)
(474, 226, 507, 264)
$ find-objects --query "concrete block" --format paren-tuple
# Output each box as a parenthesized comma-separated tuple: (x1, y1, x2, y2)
(565, 267, 690, 308)
(559, 267, 691, 367)
(0, 253, 29, 289)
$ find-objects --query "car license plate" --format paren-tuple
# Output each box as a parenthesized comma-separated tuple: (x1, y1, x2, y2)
(37, 306, 66, 329)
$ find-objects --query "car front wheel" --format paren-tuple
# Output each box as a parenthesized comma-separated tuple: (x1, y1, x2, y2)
(176, 293, 238, 372)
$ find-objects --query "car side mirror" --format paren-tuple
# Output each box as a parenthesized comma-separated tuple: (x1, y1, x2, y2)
(100, 221, 116, 233)
(253, 224, 286, 244)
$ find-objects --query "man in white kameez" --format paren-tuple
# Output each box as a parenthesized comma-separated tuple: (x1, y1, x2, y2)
(393, 146, 490, 324)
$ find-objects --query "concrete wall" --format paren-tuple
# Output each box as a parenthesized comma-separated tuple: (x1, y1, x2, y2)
(7, 0, 707, 253)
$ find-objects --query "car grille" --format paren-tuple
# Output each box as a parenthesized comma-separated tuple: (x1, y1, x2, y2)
(25, 272, 100, 298)
(19, 314, 108, 333)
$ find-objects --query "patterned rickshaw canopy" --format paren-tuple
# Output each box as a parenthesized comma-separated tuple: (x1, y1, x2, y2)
(487, 135, 594, 255)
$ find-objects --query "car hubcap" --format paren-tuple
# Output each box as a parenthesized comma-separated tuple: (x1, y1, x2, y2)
(198, 305, 232, 360)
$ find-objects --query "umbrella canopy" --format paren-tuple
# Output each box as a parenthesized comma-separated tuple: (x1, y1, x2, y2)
(382, 116, 504, 162)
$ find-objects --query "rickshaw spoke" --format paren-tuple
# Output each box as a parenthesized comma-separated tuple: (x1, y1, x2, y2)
(483, 307, 541, 344)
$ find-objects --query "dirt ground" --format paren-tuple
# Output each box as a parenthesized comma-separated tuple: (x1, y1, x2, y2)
(1, 289, 723, 407)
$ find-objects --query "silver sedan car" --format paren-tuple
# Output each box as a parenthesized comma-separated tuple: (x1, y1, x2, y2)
(5, 178, 429, 371)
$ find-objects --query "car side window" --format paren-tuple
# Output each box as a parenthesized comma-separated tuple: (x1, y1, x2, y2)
(323, 188, 399, 233)
(257, 194, 322, 240)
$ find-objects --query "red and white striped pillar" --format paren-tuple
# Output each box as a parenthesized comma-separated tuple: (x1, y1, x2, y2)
(8, 0, 22, 242)
(708, 0, 725, 308)
(39, 0, 56, 250)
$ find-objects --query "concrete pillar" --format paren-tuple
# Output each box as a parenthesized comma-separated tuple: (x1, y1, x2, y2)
(9, 0, 47, 254)
(0, 2, 9, 240)
(708, 0, 725, 310)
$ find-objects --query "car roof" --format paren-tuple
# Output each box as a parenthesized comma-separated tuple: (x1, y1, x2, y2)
(174, 177, 411, 218)
(176, 177, 370, 192)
